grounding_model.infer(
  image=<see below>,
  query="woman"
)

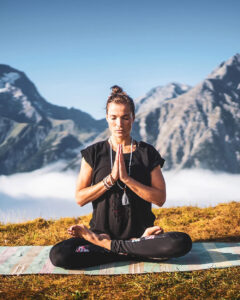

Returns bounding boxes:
[49,85,192,269]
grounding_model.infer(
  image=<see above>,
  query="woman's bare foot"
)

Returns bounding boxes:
[98,233,111,240]
[67,224,111,250]
[141,226,164,238]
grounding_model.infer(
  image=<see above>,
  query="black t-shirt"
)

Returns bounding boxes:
[80,139,165,240]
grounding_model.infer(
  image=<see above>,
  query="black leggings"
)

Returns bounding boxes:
[49,232,192,269]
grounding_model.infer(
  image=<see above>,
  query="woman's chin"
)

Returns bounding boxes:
[114,133,130,139]
[111,131,131,139]
[113,132,124,136]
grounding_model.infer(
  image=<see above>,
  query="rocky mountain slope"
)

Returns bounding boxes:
[0,65,106,175]
[135,54,240,173]
[1,53,239,175]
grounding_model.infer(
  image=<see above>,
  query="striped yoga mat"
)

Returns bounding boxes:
[0,242,240,275]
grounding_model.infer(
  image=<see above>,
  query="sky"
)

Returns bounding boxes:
[1,0,240,119]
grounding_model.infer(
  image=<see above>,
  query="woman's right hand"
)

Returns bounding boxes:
[111,144,120,182]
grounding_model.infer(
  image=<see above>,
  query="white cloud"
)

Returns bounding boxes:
[162,169,240,208]
[0,162,76,200]
[0,166,239,223]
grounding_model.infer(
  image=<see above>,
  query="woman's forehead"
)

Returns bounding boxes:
[107,103,131,115]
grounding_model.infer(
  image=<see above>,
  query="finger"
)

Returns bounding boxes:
[119,149,124,169]
[120,144,123,155]
[117,144,121,160]
[119,145,124,162]
[114,145,119,164]
[115,146,120,171]
[156,228,164,234]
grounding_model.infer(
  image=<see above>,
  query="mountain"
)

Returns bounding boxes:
[136,53,240,173]
[134,82,191,144]
[135,82,191,113]
[0,65,107,175]
[1,53,239,175]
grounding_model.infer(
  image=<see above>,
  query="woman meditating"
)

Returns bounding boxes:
[50,85,192,269]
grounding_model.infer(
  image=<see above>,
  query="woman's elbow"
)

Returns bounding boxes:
[75,191,86,207]
[161,196,166,207]
[156,190,166,207]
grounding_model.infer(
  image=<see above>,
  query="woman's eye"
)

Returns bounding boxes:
[110,117,129,120]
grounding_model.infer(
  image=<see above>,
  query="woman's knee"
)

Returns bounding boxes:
[166,232,192,257]
[157,232,192,258]
[49,241,70,268]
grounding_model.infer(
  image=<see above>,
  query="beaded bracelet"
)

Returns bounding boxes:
[102,174,115,190]
[103,176,111,190]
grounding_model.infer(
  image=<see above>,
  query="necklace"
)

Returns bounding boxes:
[109,137,133,205]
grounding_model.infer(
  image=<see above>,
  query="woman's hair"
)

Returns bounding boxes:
[106,85,135,118]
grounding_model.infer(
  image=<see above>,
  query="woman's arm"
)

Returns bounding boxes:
[123,165,166,207]
[75,158,109,206]
[75,145,120,207]
[118,145,166,207]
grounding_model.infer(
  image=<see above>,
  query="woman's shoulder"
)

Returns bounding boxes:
[137,140,165,168]
[80,140,108,168]
[137,140,157,151]
[82,139,107,151]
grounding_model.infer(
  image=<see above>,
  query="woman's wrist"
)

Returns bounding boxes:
[109,174,116,185]
[120,175,131,185]
[102,174,116,190]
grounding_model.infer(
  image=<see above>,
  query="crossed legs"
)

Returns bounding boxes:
[49,225,192,269]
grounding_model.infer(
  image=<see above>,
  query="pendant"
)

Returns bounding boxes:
[122,188,129,205]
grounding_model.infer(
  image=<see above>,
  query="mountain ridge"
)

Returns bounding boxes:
[0,53,239,174]
[0,64,107,174]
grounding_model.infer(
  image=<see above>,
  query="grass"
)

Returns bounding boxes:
[0,201,240,299]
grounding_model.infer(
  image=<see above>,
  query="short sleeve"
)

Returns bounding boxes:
[80,146,95,168]
[148,145,165,172]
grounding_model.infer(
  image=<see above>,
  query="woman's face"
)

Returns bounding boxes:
[106,102,135,139]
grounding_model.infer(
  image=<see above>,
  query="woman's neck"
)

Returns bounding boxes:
[110,136,132,146]
[109,136,136,153]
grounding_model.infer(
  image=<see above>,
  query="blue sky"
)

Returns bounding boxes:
[1,0,239,119]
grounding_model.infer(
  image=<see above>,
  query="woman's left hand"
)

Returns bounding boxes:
[119,144,130,183]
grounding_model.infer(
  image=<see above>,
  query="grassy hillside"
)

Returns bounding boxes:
[0,201,240,299]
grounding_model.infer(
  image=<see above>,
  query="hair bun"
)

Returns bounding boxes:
[110,85,123,95]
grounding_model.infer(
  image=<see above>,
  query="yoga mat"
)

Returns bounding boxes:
[0,243,240,275]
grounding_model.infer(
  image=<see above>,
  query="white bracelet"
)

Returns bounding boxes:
[103,176,111,190]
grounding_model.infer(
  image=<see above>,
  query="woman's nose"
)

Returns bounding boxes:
[116,118,123,127]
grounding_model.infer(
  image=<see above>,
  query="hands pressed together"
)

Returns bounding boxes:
[111,144,129,184]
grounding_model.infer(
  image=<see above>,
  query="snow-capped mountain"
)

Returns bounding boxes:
[1,53,239,175]
[135,82,191,114]
[0,65,107,175]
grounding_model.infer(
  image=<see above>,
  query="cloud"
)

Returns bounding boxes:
[0,161,76,201]
[162,169,240,208]
[0,165,239,223]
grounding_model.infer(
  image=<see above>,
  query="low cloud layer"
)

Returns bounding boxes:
[0,162,76,200]
[163,169,239,208]
[0,165,239,223]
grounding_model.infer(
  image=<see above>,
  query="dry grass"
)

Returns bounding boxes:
[0,201,240,299]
